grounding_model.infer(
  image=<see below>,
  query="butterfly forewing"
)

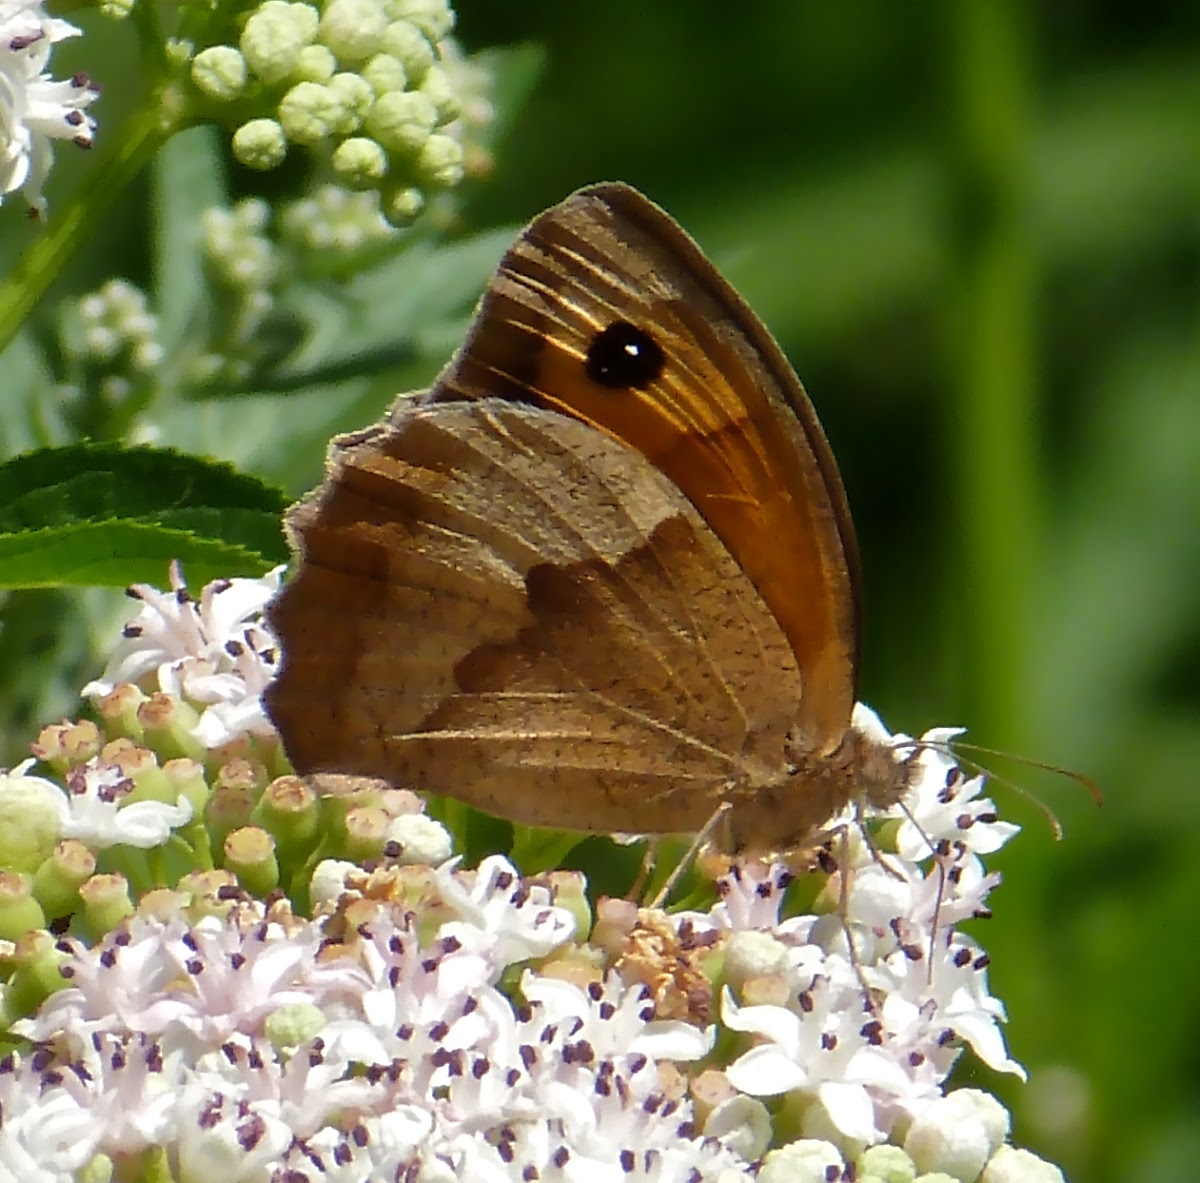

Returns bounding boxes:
[425,183,861,752]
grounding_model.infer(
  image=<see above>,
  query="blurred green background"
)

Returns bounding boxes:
[2,3,1198,1181]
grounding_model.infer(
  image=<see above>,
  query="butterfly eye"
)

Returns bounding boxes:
[584,321,665,389]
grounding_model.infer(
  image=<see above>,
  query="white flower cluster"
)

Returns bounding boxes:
[83,561,284,750]
[7,856,752,1183]
[45,568,1066,1180]
[0,0,98,212]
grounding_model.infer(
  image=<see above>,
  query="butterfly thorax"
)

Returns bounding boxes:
[725,722,914,854]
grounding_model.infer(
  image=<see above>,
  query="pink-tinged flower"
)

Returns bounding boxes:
[0,1058,101,1181]
[434,854,577,966]
[83,563,284,749]
[58,756,193,849]
[0,1,98,213]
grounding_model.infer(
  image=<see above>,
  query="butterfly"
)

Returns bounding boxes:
[263,183,914,853]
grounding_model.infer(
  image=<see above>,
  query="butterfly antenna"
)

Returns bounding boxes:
[888,734,1100,841]
[949,739,1103,807]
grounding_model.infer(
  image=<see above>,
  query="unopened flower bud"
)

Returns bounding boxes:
[383,184,424,226]
[381,20,434,82]
[365,89,436,152]
[191,46,248,100]
[0,762,64,872]
[332,137,389,186]
[0,872,46,940]
[387,813,452,865]
[232,118,288,169]
[292,43,338,83]
[415,132,463,187]
[759,1140,844,1183]
[278,81,342,144]
[319,0,389,65]
[241,1,319,84]
[388,0,454,41]
[361,52,407,96]
[328,72,375,133]
[982,1146,1065,1183]
[419,64,460,125]
[265,1002,326,1051]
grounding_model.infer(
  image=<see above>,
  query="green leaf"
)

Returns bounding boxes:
[0,521,279,589]
[0,443,288,589]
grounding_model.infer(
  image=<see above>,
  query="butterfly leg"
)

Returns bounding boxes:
[646,799,733,908]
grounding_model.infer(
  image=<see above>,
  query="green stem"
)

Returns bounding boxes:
[0,103,171,357]
[948,0,1042,740]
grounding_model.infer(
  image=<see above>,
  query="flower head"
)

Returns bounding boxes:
[82,562,284,750]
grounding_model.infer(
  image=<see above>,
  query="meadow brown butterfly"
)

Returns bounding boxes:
[264,183,914,853]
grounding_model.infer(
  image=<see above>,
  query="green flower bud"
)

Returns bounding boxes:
[136,693,205,762]
[381,20,434,83]
[981,1146,1065,1183]
[343,805,389,863]
[361,52,407,96]
[278,81,343,145]
[233,118,289,169]
[191,46,248,101]
[292,43,338,83]
[159,764,211,859]
[383,184,424,226]
[419,64,461,125]
[224,826,280,896]
[253,775,320,854]
[386,0,454,42]
[32,839,96,921]
[0,763,63,873]
[5,930,68,1018]
[78,1155,115,1183]
[415,132,463,188]
[859,1144,918,1183]
[723,930,790,991]
[759,1141,845,1183]
[92,684,147,743]
[79,873,134,936]
[241,1,319,84]
[0,873,46,941]
[328,71,375,133]
[319,0,389,65]
[265,1002,326,1052]
[332,136,389,186]
[365,89,436,153]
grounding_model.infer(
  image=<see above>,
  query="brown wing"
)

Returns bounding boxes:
[421,183,861,754]
[265,400,803,835]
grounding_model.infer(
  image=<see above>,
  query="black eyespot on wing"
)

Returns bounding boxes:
[585,322,665,389]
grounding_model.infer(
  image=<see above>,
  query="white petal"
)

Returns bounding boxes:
[816,1080,882,1143]
[725,1044,809,1096]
